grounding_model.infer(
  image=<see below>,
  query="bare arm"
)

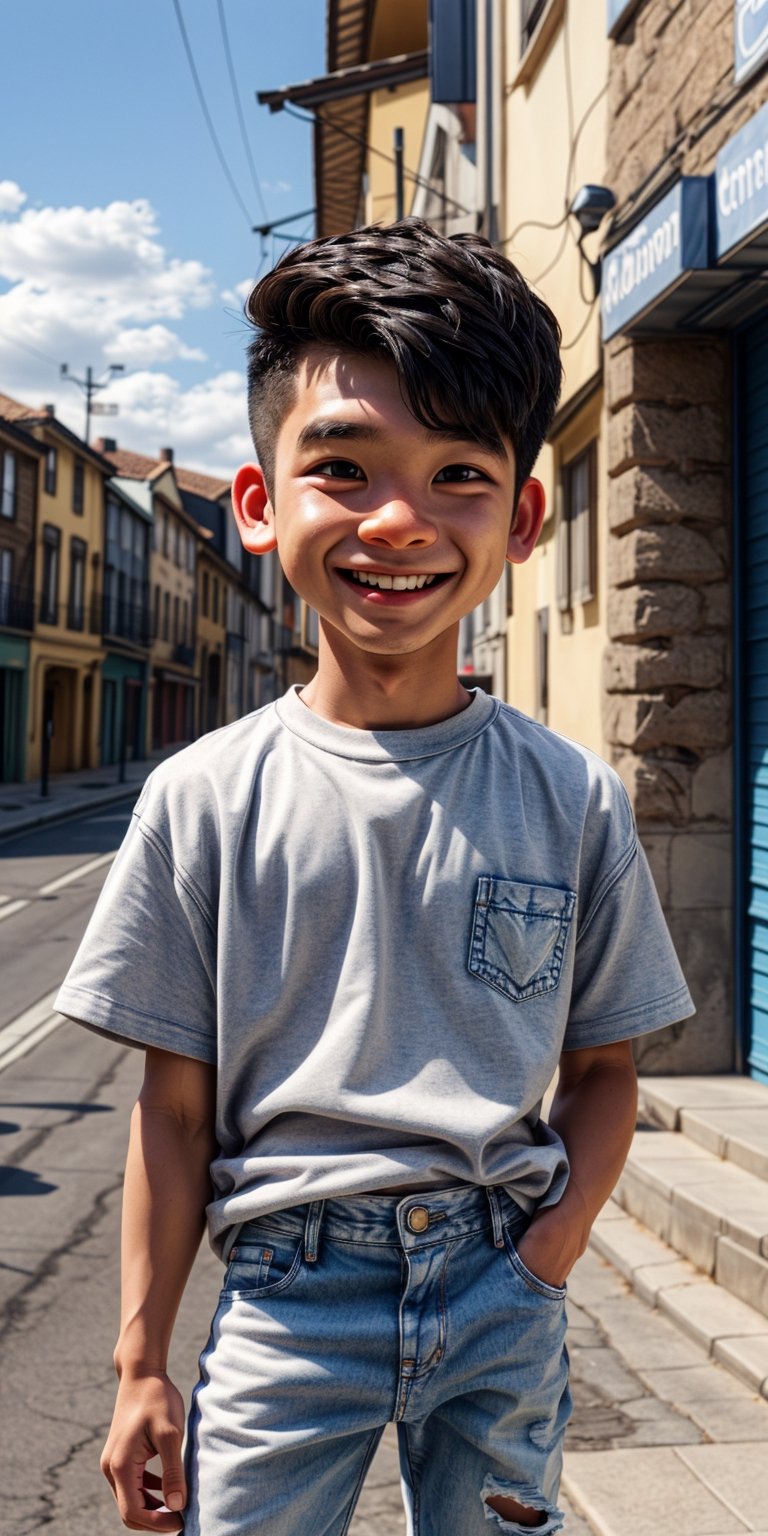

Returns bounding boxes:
[101,1046,217,1533]
[516,1038,637,1288]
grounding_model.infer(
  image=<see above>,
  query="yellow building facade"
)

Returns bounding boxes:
[20,409,108,778]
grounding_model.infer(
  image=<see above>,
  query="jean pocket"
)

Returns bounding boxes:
[221,1225,303,1300]
[503,1229,568,1302]
[468,876,575,1002]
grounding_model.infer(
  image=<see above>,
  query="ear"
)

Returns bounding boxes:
[506,478,546,565]
[231,462,277,555]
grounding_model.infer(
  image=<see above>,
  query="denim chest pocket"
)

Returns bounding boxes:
[468,876,575,1002]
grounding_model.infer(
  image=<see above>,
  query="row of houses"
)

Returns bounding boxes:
[256,0,768,1088]
[0,393,318,784]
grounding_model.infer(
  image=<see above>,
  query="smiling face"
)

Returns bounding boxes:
[233,347,545,698]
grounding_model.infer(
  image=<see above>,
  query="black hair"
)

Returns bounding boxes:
[245,218,562,502]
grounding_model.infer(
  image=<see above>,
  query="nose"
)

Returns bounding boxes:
[357,497,438,550]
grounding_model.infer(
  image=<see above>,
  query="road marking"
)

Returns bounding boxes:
[38,851,116,896]
[0,850,117,921]
[0,990,62,1073]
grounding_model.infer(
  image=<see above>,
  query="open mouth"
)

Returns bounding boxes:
[338,569,451,591]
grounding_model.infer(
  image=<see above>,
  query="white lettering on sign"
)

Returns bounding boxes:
[603,209,681,318]
[718,137,768,220]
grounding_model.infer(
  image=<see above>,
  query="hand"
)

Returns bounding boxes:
[514,1203,583,1290]
[100,1370,187,1532]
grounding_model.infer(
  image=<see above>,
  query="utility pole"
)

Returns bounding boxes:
[60,362,125,445]
[394,128,405,221]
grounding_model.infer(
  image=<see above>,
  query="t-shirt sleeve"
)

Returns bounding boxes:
[55,790,217,1063]
[564,784,694,1051]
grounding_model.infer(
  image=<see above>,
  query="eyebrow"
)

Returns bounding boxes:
[295,418,508,459]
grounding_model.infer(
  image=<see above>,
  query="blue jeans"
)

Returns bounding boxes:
[184,1185,571,1535]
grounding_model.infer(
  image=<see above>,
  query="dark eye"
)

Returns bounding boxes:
[434,464,486,483]
[314,460,364,480]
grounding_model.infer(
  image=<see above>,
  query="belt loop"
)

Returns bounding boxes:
[304,1200,326,1264]
[486,1187,505,1249]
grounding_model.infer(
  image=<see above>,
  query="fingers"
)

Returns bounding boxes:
[156,1422,187,1514]
[106,1456,184,1532]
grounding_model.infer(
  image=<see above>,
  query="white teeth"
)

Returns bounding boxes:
[348,571,437,590]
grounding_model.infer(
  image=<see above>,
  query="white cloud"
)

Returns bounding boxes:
[221,277,256,309]
[0,193,255,476]
[261,179,292,195]
[0,181,26,216]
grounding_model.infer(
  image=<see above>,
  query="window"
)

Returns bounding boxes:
[1,452,16,520]
[104,564,117,634]
[555,442,597,621]
[183,598,190,646]
[154,583,161,640]
[72,460,84,515]
[121,509,132,552]
[41,524,60,623]
[162,590,170,641]
[521,0,547,51]
[133,520,145,560]
[107,497,120,548]
[0,548,12,625]
[175,523,181,567]
[173,594,180,645]
[212,577,220,624]
[68,537,87,629]
[44,447,57,496]
[535,607,549,725]
[304,604,319,648]
[154,510,164,553]
[202,569,209,618]
[188,534,195,574]
[163,514,169,559]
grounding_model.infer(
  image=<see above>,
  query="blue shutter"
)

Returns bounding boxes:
[741,313,768,1081]
[429,0,477,104]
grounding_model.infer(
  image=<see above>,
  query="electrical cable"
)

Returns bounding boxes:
[170,0,254,230]
[216,0,268,223]
[561,295,597,351]
[0,332,66,369]
[283,102,474,219]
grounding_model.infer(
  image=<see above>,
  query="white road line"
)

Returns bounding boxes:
[0,989,62,1073]
[38,850,116,896]
[0,850,117,922]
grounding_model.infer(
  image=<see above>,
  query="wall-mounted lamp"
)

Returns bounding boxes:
[569,184,617,299]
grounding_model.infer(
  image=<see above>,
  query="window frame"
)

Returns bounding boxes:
[72,460,85,516]
[40,523,61,624]
[67,535,87,631]
[1,451,17,521]
[44,446,57,497]
[520,0,548,51]
[555,439,598,621]
[0,547,12,625]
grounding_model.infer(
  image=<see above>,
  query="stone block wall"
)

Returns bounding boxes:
[603,334,733,1072]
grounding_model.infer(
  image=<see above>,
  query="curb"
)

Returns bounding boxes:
[0,784,141,843]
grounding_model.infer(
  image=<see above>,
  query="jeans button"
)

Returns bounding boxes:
[407,1206,429,1233]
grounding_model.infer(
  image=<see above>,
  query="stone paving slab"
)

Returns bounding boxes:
[562,1447,751,1535]
[676,1442,768,1528]
[638,1076,768,1131]
[713,1332,768,1393]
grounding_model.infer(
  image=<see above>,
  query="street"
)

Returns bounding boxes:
[2,801,768,1536]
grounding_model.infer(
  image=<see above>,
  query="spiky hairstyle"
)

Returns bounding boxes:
[245,218,562,502]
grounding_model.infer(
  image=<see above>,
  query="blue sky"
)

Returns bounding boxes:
[0,0,325,473]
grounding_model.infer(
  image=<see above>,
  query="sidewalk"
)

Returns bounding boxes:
[0,749,173,842]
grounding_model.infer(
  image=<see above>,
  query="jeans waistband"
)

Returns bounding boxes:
[238,1185,530,1262]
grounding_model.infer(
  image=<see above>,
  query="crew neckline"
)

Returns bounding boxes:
[274,683,498,762]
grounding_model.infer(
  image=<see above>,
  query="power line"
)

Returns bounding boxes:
[170,0,254,231]
[0,332,64,369]
[283,102,474,219]
[216,0,268,223]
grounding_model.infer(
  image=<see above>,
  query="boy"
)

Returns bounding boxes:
[57,219,694,1536]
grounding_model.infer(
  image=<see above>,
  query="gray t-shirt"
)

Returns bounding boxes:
[56,686,693,1258]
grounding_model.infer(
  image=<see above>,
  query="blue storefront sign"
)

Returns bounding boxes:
[601,178,709,341]
[716,98,768,260]
[735,0,768,85]
[607,0,643,35]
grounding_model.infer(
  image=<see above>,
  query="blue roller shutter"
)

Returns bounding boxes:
[740,312,768,1082]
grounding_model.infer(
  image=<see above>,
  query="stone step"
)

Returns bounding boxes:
[638,1073,768,1182]
[590,1198,768,1399]
[615,1123,768,1319]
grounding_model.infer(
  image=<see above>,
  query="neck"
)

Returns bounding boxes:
[299,623,472,730]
